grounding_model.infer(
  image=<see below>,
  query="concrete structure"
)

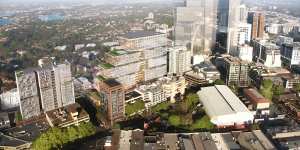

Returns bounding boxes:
[15,69,42,119]
[236,23,252,45]
[15,62,75,119]
[45,103,90,128]
[237,130,276,150]
[248,12,265,40]
[276,35,294,46]
[239,4,248,23]
[252,39,281,68]
[118,31,167,50]
[97,31,168,90]
[138,83,166,109]
[97,79,125,125]
[0,112,10,130]
[216,56,250,87]
[281,74,300,89]
[168,46,191,75]
[74,77,93,91]
[184,61,220,86]
[174,0,217,56]
[160,76,186,103]
[243,88,270,115]
[281,42,300,67]
[0,88,19,110]
[197,85,254,128]
[236,44,253,62]
[137,76,186,107]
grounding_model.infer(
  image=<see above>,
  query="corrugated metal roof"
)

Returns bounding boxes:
[197,85,251,121]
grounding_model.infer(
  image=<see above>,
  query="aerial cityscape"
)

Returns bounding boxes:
[1,0,300,149]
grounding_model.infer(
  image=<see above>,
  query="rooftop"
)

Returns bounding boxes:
[0,133,30,148]
[46,103,89,127]
[120,31,164,39]
[103,79,122,87]
[244,88,270,103]
[197,85,253,126]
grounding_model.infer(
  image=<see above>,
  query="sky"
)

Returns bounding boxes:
[0,0,176,4]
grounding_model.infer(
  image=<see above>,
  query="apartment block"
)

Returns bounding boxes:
[216,56,250,87]
[168,46,191,75]
[97,79,125,125]
[15,61,75,119]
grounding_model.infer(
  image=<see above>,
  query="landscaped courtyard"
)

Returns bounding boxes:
[148,93,215,131]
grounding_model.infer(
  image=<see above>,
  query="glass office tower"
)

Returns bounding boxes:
[174,0,218,56]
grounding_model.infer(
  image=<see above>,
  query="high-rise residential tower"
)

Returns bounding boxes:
[15,61,75,119]
[168,46,192,75]
[174,0,218,56]
[248,12,265,40]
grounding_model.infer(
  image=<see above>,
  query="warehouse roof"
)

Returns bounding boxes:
[197,85,253,126]
[198,85,250,116]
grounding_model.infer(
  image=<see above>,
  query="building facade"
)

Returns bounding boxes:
[252,40,282,68]
[248,12,265,40]
[216,56,250,87]
[174,0,217,56]
[236,44,253,62]
[97,31,168,90]
[281,42,300,67]
[15,62,75,119]
[218,0,241,54]
[168,46,191,75]
[0,88,20,110]
[97,79,125,126]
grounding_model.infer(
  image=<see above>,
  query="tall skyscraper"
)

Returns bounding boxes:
[248,12,265,40]
[15,61,75,119]
[239,4,248,23]
[217,0,241,54]
[174,0,217,56]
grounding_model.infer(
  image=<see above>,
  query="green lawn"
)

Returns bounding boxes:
[151,101,170,113]
[125,100,145,116]
[191,115,214,130]
[168,115,181,126]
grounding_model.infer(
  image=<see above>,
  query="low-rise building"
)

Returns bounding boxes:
[197,85,254,128]
[138,83,166,109]
[0,133,31,150]
[281,74,300,89]
[0,112,10,130]
[184,61,220,86]
[237,130,276,150]
[45,103,90,128]
[0,88,19,110]
[74,77,93,92]
[243,88,270,115]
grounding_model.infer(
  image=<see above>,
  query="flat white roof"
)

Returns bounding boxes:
[197,85,253,126]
